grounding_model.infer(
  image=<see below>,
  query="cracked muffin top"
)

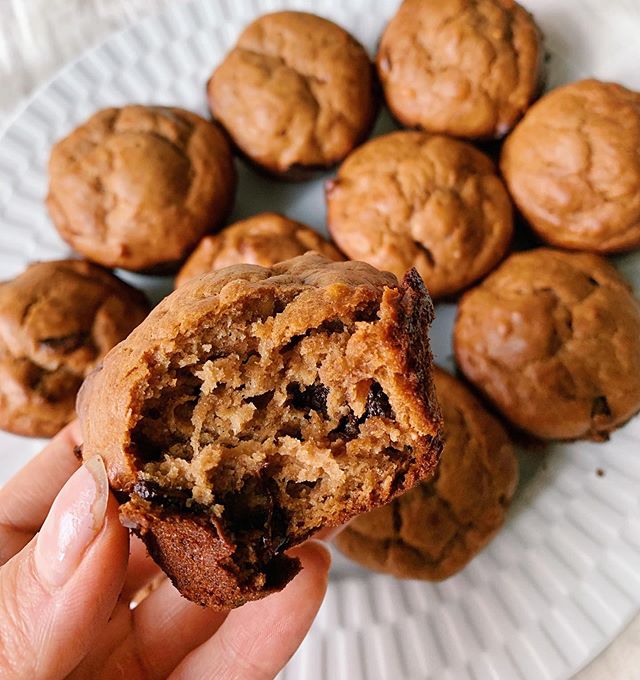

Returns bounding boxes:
[175,212,343,287]
[207,11,377,178]
[501,79,640,253]
[454,248,640,441]
[335,366,517,580]
[47,106,237,271]
[376,0,542,139]
[0,260,149,437]
[326,131,513,299]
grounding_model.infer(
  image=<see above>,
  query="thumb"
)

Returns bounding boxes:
[0,457,129,680]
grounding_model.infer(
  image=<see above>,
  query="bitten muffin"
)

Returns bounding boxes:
[47,106,237,271]
[326,131,513,299]
[454,249,640,441]
[175,213,343,287]
[78,253,443,609]
[377,0,542,139]
[501,79,640,253]
[336,367,517,580]
[0,260,149,438]
[207,11,377,178]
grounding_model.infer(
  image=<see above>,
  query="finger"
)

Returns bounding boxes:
[69,577,228,679]
[0,456,129,679]
[0,422,81,563]
[170,540,331,680]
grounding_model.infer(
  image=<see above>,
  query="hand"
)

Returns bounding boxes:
[0,423,331,680]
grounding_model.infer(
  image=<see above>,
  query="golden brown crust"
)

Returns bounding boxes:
[335,367,517,580]
[47,106,237,271]
[175,213,343,287]
[377,0,542,139]
[326,131,513,298]
[208,11,377,177]
[501,79,640,253]
[0,260,149,437]
[454,248,640,440]
[79,253,442,608]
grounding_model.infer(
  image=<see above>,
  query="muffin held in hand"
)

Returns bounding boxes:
[501,80,640,253]
[454,249,640,441]
[0,260,149,438]
[208,11,377,178]
[78,253,443,609]
[336,367,517,580]
[377,0,542,139]
[175,212,343,287]
[326,131,513,299]
[48,106,237,271]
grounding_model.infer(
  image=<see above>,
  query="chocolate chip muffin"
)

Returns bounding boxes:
[48,106,237,271]
[0,260,149,438]
[207,11,377,178]
[175,213,343,287]
[501,80,640,253]
[454,248,640,441]
[377,0,542,139]
[336,367,517,580]
[326,131,513,299]
[78,253,443,609]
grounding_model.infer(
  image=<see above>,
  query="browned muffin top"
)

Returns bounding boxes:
[454,248,640,440]
[0,260,149,437]
[377,0,542,139]
[501,79,640,253]
[208,11,377,177]
[326,131,513,298]
[47,105,237,271]
[336,367,517,580]
[175,213,343,287]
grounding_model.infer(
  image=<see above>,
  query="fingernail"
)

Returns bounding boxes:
[35,456,109,587]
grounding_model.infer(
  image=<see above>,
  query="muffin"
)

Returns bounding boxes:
[78,253,443,609]
[175,212,343,287]
[336,367,517,580]
[207,11,377,178]
[326,131,513,299]
[454,248,640,440]
[377,0,542,139]
[47,106,237,271]
[501,79,640,253]
[0,260,149,438]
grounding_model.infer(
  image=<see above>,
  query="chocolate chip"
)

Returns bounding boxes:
[287,382,329,416]
[364,382,394,419]
[133,480,199,511]
[328,411,360,441]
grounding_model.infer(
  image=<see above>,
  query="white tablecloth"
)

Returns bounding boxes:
[0,1,639,678]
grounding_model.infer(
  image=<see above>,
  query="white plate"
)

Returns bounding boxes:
[1,1,639,678]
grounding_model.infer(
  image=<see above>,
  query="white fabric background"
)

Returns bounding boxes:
[0,1,638,678]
